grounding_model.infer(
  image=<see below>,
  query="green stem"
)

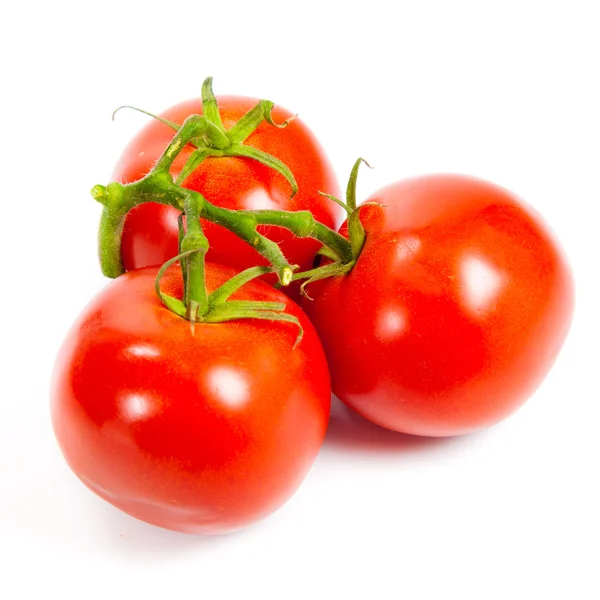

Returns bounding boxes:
[248,209,353,263]
[346,158,369,259]
[226,144,297,197]
[93,174,186,277]
[226,100,291,143]
[201,77,225,130]
[177,213,187,300]
[93,114,223,278]
[180,194,209,317]
[97,202,129,278]
[208,266,273,306]
[95,171,355,281]
[199,203,294,284]
[153,115,229,174]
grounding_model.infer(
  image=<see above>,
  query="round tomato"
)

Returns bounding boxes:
[304,175,574,437]
[51,263,330,534]
[114,96,342,278]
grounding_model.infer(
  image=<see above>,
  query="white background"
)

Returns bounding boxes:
[2,1,599,598]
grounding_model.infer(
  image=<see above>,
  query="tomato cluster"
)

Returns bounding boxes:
[51,80,574,534]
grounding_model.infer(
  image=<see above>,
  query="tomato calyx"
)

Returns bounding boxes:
[292,158,371,297]
[155,258,304,344]
[112,77,298,194]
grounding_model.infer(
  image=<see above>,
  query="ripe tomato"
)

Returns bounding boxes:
[51,263,330,534]
[304,175,574,437]
[114,96,342,276]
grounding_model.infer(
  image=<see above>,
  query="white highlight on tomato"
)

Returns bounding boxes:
[375,306,407,341]
[208,367,251,409]
[394,235,422,262]
[243,189,281,210]
[127,343,160,358]
[460,254,505,315]
[120,393,156,422]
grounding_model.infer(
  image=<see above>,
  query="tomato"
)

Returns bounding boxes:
[304,175,574,437]
[114,96,342,278]
[51,263,330,534]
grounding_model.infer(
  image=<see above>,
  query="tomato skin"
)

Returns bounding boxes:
[304,175,574,437]
[51,264,330,534]
[114,96,342,277]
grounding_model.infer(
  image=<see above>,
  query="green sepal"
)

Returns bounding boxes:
[154,255,302,345]
[210,300,287,313]
[226,144,298,197]
[201,77,225,131]
[344,158,370,259]
[176,148,223,185]
[208,266,273,306]
[154,250,199,318]
[318,191,352,215]
[202,303,303,347]
[226,99,293,144]
[112,105,182,131]
[346,158,371,210]
[293,261,355,299]
[315,245,340,262]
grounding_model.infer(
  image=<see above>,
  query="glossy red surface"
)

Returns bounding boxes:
[305,175,574,436]
[51,264,330,533]
[115,96,342,279]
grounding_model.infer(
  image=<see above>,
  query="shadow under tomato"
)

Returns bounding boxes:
[15,465,228,557]
[93,501,224,552]
[323,396,463,455]
[91,494,277,553]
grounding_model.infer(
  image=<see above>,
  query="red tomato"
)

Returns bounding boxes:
[304,175,574,437]
[51,263,330,534]
[114,96,342,277]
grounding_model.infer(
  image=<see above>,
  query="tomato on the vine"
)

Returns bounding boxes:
[114,96,342,277]
[304,174,574,437]
[51,263,331,534]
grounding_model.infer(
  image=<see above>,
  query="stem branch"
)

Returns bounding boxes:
[180,194,209,317]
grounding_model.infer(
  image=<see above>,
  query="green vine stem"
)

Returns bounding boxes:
[92,110,354,282]
[94,170,355,284]
[94,79,312,280]
[180,194,209,319]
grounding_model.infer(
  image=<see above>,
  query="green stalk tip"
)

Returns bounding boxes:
[91,184,108,204]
